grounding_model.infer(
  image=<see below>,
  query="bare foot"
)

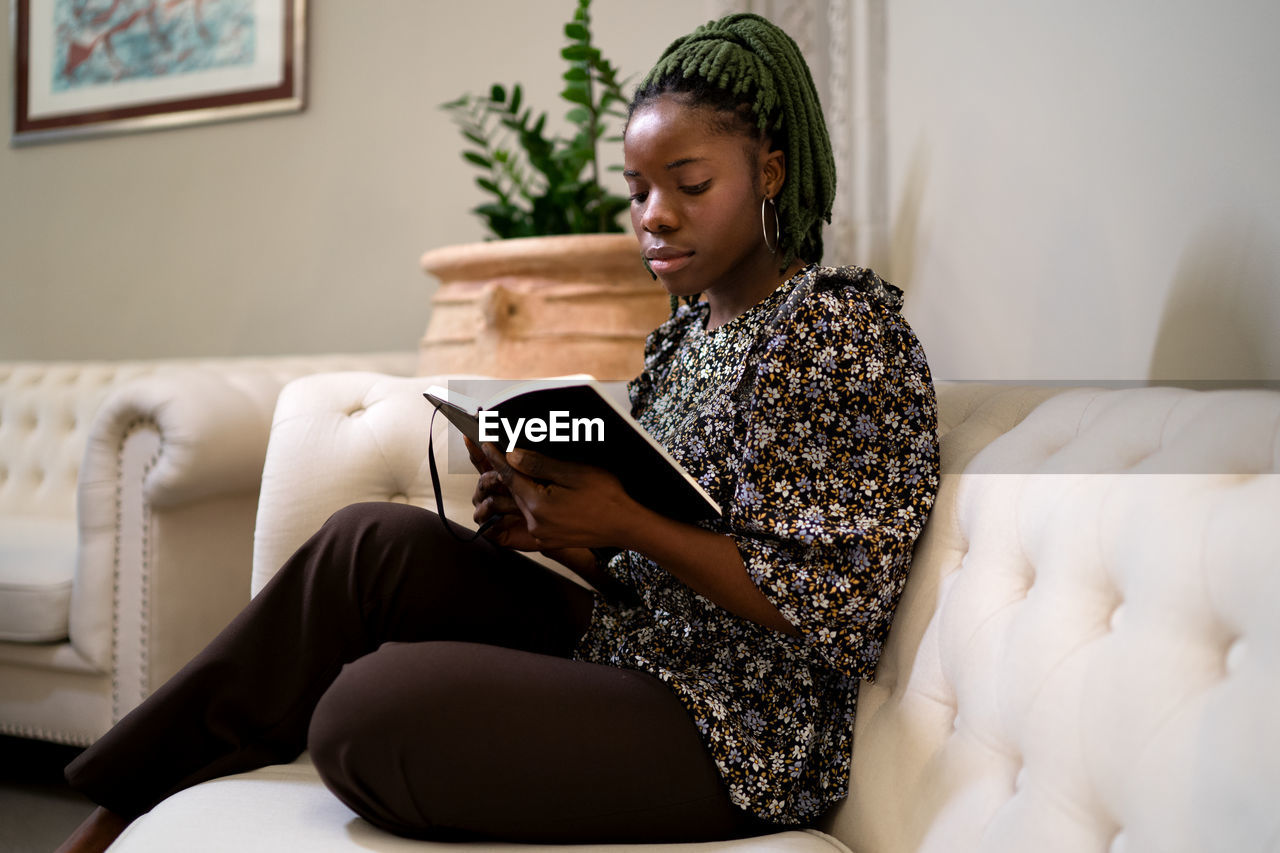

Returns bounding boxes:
[54,806,129,853]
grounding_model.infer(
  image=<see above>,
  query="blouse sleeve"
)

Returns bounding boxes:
[727,281,940,681]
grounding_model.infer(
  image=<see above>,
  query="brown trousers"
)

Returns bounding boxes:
[65,502,772,843]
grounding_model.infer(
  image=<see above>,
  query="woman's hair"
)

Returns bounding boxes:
[628,13,836,270]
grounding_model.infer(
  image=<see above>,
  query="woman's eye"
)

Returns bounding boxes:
[681,181,711,194]
[629,191,648,204]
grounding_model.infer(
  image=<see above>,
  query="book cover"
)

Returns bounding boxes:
[424,379,722,522]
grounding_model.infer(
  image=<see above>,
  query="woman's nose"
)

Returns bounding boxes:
[641,192,677,233]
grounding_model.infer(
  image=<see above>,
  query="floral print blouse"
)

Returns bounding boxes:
[573,264,940,825]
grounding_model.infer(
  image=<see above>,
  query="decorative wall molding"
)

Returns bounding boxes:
[701,0,887,268]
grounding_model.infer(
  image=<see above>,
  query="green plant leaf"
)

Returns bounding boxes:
[561,45,599,61]
[439,0,631,238]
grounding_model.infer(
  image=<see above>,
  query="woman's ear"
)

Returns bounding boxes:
[761,147,786,200]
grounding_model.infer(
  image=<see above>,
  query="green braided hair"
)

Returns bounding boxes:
[629,13,836,274]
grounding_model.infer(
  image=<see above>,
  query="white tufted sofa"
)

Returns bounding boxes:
[0,354,415,746]
[107,375,1280,853]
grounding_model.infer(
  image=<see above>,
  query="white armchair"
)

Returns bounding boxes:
[0,354,415,746]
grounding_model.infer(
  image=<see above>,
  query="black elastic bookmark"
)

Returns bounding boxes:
[428,406,504,543]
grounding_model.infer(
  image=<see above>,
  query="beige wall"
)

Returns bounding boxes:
[7,2,1277,382]
[885,0,1280,382]
[0,1,709,360]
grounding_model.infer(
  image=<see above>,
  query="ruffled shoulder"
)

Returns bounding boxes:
[812,265,904,312]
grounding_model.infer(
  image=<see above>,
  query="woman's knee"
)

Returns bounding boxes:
[309,642,760,843]
[319,501,436,550]
[299,502,440,590]
[308,643,471,838]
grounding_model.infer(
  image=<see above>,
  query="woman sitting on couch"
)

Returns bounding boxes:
[59,13,939,851]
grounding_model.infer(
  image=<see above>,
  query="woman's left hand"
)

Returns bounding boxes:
[483,445,797,634]
[479,443,638,550]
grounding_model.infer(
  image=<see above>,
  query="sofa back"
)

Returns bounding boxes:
[0,363,160,519]
[0,356,416,521]
[834,384,1280,853]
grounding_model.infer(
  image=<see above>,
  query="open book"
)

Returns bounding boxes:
[424,379,722,522]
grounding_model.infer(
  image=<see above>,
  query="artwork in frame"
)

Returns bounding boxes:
[11,0,306,145]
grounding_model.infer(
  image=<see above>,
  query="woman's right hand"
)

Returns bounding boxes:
[466,437,543,550]
[463,435,492,474]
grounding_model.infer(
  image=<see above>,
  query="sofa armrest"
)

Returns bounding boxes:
[252,372,479,596]
[67,373,292,720]
[252,373,608,597]
[68,355,417,721]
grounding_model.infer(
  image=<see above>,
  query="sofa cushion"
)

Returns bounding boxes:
[110,754,852,853]
[0,516,76,642]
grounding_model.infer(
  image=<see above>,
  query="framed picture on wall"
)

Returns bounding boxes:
[11,0,306,145]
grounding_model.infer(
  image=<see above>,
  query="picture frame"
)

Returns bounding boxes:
[11,0,306,145]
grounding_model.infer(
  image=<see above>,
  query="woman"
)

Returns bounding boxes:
[58,13,939,851]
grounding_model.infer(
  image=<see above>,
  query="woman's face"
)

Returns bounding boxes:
[623,94,784,308]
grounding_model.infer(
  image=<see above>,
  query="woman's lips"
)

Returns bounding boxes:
[647,250,694,275]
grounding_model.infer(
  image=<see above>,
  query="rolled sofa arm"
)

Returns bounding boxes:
[252,372,483,596]
[252,373,607,597]
[69,354,416,718]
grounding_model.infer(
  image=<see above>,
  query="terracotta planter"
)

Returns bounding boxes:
[418,234,670,380]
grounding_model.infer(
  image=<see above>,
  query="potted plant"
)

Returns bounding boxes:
[417,0,668,380]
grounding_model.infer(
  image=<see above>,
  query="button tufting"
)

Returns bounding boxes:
[347,406,365,417]
[1108,604,1124,631]
[388,493,409,504]
[1109,829,1126,853]
[1013,765,1028,792]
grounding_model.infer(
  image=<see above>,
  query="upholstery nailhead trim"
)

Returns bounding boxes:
[0,720,94,747]
[110,418,161,724]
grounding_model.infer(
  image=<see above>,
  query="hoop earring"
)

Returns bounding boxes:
[761,197,779,254]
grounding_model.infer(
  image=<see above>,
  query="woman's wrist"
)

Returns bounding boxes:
[614,504,683,559]
[540,547,605,583]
